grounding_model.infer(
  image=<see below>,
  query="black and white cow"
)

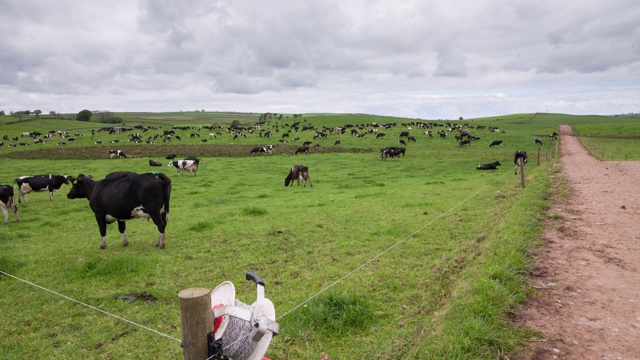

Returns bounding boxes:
[0,185,19,224]
[285,165,312,187]
[476,161,501,170]
[14,174,69,203]
[534,138,543,146]
[109,149,127,159]
[168,158,200,176]
[66,172,171,249]
[489,140,503,147]
[250,145,275,154]
[514,151,528,175]
[380,146,406,160]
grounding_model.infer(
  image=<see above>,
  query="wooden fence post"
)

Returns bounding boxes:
[179,288,211,360]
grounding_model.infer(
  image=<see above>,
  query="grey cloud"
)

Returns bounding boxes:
[0,0,639,118]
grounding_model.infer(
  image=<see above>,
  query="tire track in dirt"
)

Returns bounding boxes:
[516,125,640,360]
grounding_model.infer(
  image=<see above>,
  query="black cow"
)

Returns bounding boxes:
[514,151,528,175]
[109,149,127,159]
[285,165,312,187]
[0,185,19,224]
[398,139,407,146]
[168,158,200,176]
[15,174,69,203]
[399,131,410,138]
[165,154,177,159]
[295,146,310,154]
[489,140,503,147]
[534,139,543,146]
[66,173,171,249]
[149,160,162,166]
[476,161,501,170]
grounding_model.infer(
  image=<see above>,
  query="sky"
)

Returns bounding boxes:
[1,0,639,119]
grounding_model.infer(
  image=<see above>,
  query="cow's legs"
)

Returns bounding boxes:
[157,233,165,249]
[18,184,31,204]
[95,214,109,249]
[150,213,166,249]
[1,203,8,224]
[12,200,18,223]
[118,220,129,247]
[49,190,54,201]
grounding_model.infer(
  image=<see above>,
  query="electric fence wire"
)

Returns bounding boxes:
[0,270,182,343]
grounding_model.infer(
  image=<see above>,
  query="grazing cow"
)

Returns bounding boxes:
[149,159,162,166]
[514,151,528,175]
[407,136,416,142]
[489,140,503,147]
[398,139,407,146]
[66,173,171,249]
[459,139,472,146]
[380,146,406,160]
[534,138,543,146]
[476,161,501,170]
[109,149,127,159]
[376,133,386,139]
[15,174,69,203]
[295,146,310,154]
[284,165,312,187]
[168,158,200,176]
[334,140,341,146]
[0,185,19,224]
[399,131,410,138]
[165,154,177,159]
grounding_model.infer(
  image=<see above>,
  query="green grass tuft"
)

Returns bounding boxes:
[287,292,377,336]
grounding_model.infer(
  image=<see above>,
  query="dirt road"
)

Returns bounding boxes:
[516,125,640,359]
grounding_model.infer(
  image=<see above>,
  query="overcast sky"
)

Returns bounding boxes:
[1,0,638,119]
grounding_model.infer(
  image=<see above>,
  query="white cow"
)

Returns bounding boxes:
[168,158,200,176]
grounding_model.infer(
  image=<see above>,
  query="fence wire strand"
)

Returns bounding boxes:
[0,270,182,343]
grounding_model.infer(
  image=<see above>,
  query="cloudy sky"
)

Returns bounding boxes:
[1,0,639,119]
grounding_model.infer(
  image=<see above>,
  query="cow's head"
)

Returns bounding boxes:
[58,175,70,184]
[66,174,93,200]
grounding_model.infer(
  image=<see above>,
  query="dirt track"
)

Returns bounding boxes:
[517,125,640,359]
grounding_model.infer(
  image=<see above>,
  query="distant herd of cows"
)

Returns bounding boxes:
[0,119,558,249]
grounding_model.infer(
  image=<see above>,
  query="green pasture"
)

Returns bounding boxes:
[0,112,636,359]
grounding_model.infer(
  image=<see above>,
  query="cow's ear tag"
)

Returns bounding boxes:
[73,180,77,185]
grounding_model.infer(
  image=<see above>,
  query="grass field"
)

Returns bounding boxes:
[0,111,637,359]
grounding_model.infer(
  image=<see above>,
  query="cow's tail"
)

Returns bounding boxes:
[156,173,172,219]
